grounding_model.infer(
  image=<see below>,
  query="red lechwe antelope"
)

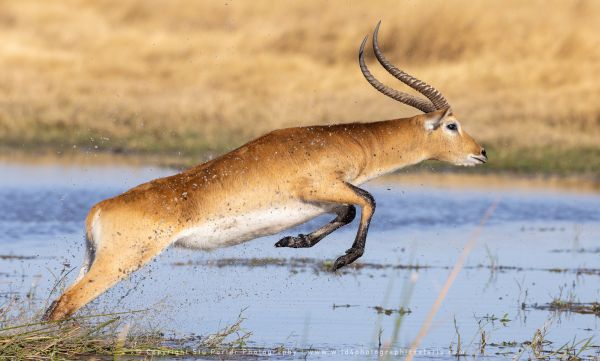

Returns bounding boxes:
[44,23,487,321]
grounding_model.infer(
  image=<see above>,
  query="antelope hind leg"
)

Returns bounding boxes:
[43,240,167,321]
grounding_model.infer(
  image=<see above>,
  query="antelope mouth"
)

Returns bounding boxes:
[457,155,487,167]
[469,155,487,164]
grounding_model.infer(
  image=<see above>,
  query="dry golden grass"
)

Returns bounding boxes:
[0,0,598,172]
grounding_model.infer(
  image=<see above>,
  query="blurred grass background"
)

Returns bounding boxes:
[0,0,598,175]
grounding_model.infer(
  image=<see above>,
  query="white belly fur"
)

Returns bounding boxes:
[172,202,333,250]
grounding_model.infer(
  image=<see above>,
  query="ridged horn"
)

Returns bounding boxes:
[359,35,436,113]
[371,21,452,112]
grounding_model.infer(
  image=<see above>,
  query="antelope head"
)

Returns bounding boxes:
[359,22,487,167]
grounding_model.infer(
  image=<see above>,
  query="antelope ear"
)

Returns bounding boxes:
[424,107,452,131]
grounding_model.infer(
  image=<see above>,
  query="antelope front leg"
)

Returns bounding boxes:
[298,181,376,271]
[275,205,356,248]
[331,184,375,270]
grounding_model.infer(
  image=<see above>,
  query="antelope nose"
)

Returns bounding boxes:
[481,148,487,159]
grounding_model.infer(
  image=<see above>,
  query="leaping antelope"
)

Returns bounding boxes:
[44,23,487,321]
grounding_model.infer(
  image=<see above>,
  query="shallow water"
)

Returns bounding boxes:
[1,161,599,359]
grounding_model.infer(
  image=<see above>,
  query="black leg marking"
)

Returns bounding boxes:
[332,183,375,271]
[275,205,356,248]
[42,300,58,322]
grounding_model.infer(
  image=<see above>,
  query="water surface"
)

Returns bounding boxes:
[1,161,599,359]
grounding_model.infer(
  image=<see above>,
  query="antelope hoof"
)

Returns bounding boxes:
[332,247,364,271]
[42,300,59,322]
[275,234,310,248]
[42,299,71,322]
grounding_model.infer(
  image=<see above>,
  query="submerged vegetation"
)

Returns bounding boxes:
[0,269,254,359]
[371,306,411,316]
[0,302,253,359]
[531,301,600,316]
[172,256,600,277]
[0,1,599,176]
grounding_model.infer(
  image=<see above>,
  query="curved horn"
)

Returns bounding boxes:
[372,21,451,112]
[359,35,436,113]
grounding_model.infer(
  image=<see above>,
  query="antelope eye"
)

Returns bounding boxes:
[446,123,458,131]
